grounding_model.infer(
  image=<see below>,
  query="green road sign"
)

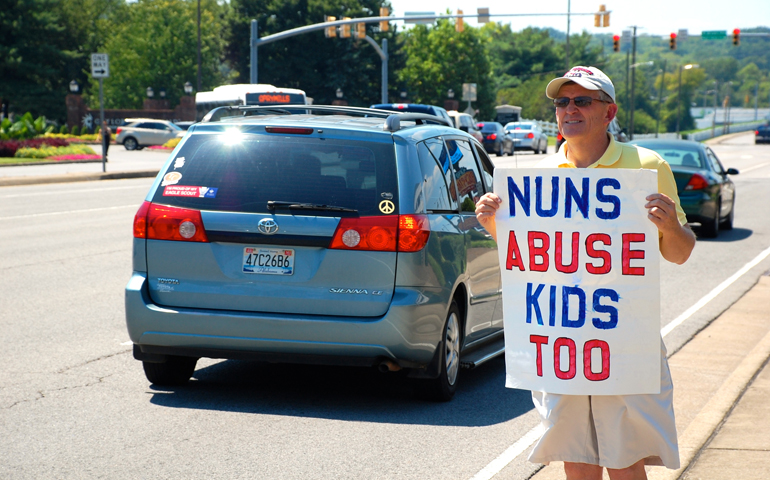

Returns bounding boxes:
[701,30,727,40]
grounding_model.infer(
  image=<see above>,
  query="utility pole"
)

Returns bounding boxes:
[250,20,258,84]
[628,26,637,140]
[712,81,718,139]
[655,60,666,138]
[625,51,630,129]
[197,0,202,92]
[565,0,571,70]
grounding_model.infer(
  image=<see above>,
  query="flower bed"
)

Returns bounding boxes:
[15,144,97,159]
[0,137,69,157]
[45,154,102,161]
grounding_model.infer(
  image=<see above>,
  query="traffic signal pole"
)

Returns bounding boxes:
[628,26,637,140]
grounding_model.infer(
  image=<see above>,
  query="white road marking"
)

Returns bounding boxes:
[471,245,770,480]
[738,162,769,174]
[0,204,137,221]
[469,425,543,480]
[0,184,149,199]
[661,245,770,337]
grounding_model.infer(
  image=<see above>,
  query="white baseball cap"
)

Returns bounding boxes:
[546,66,616,103]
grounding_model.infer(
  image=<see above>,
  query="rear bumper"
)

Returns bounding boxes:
[125,273,446,370]
[512,138,535,150]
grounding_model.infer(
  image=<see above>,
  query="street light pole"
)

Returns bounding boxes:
[712,81,718,139]
[197,0,202,91]
[676,64,698,138]
[628,26,637,140]
[655,60,666,138]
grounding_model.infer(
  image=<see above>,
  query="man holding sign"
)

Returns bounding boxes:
[475,66,695,480]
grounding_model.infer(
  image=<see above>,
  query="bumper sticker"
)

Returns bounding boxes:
[163,186,218,198]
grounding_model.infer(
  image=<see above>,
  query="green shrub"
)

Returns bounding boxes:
[15,144,96,159]
[71,125,80,136]
[59,125,68,134]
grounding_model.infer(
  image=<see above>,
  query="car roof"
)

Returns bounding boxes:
[370,103,442,114]
[629,139,704,149]
[193,105,468,143]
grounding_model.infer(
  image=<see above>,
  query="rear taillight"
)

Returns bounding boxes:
[756,130,760,135]
[557,133,563,141]
[487,133,497,140]
[116,127,122,135]
[527,132,535,139]
[265,127,313,135]
[684,173,709,191]
[133,201,209,242]
[330,215,430,252]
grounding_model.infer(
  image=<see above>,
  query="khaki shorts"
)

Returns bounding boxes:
[528,339,680,470]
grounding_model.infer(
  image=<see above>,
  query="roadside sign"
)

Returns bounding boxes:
[701,30,726,40]
[91,53,110,78]
[477,8,490,24]
[678,29,688,41]
[462,83,477,102]
[404,12,434,25]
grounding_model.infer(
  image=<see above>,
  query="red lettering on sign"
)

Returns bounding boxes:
[530,335,549,377]
[554,337,577,379]
[622,233,646,275]
[258,94,291,103]
[583,339,611,381]
[528,231,550,272]
[555,231,579,273]
[506,231,525,271]
[585,233,612,274]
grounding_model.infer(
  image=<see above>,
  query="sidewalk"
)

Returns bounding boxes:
[525,273,770,480]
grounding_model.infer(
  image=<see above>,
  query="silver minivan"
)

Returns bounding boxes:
[126,106,504,401]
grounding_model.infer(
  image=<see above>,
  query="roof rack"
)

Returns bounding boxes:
[200,104,452,132]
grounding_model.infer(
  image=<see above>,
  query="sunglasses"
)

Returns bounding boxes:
[553,96,610,108]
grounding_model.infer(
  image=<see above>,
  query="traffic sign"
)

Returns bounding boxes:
[462,83,477,102]
[91,53,110,78]
[701,30,726,40]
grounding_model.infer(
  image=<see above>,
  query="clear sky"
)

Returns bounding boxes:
[386,0,769,37]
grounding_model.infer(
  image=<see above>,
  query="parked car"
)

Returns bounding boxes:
[126,105,504,401]
[477,121,513,156]
[755,123,770,144]
[447,110,484,143]
[370,103,453,127]
[555,132,566,150]
[629,139,739,237]
[504,121,548,154]
[115,119,186,150]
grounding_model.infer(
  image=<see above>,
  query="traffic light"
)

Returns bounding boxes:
[733,28,740,46]
[613,35,620,52]
[669,32,677,50]
[324,16,336,38]
[456,9,463,32]
[595,5,608,27]
[355,22,365,39]
[340,17,351,38]
[379,7,389,32]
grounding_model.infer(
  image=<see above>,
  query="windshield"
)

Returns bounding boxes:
[506,124,532,131]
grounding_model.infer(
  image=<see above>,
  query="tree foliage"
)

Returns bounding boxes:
[89,0,227,109]
[397,19,493,118]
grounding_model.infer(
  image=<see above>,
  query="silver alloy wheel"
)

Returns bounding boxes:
[445,311,460,385]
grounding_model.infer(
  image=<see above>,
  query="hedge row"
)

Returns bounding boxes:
[0,138,70,157]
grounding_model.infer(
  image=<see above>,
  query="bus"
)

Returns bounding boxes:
[495,105,522,125]
[195,84,310,121]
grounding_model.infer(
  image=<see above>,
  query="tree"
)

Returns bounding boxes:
[398,19,493,119]
[483,25,562,92]
[224,0,399,106]
[89,0,227,109]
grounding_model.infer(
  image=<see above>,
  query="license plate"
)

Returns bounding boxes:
[242,247,294,275]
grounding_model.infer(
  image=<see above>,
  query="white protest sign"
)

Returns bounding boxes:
[494,168,660,395]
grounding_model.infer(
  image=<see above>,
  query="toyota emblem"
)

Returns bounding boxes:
[257,218,279,235]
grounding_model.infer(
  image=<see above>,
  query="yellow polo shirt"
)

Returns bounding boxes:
[537,133,688,227]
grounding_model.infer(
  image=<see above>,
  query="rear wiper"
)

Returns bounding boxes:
[266,201,358,213]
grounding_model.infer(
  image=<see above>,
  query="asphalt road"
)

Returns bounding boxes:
[1,133,769,479]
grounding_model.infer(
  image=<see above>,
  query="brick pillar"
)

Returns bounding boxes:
[174,96,196,121]
[66,94,86,129]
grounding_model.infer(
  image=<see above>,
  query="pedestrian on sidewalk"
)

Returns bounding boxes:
[475,66,696,480]
[101,120,111,160]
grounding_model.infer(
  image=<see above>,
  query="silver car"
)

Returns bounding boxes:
[504,121,549,154]
[115,119,185,150]
[126,106,504,401]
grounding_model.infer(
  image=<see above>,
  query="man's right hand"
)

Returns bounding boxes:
[475,193,502,242]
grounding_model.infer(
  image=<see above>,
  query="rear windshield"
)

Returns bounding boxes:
[636,144,705,169]
[507,124,532,130]
[152,133,398,216]
[480,123,499,132]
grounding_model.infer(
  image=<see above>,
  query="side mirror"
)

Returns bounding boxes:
[459,126,469,132]
[726,168,739,175]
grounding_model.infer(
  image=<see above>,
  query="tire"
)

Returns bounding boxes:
[123,137,139,151]
[142,356,198,386]
[420,301,461,402]
[701,199,721,238]
[497,143,504,157]
[720,198,735,231]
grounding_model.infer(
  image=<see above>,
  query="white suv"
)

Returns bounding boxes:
[447,111,483,143]
[115,119,185,150]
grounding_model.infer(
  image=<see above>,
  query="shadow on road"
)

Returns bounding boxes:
[147,356,533,427]
[693,226,752,242]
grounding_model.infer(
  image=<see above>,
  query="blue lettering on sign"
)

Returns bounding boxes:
[592,288,620,329]
[562,286,586,328]
[536,176,559,217]
[526,282,545,325]
[565,177,589,219]
[595,178,621,219]
[506,175,622,219]
[509,176,531,217]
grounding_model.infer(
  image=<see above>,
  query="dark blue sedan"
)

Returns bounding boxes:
[629,139,739,238]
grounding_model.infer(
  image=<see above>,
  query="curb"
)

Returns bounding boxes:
[0,170,159,187]
[703,130,753,145]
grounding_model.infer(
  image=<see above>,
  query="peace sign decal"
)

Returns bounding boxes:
[378,200,395,214]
